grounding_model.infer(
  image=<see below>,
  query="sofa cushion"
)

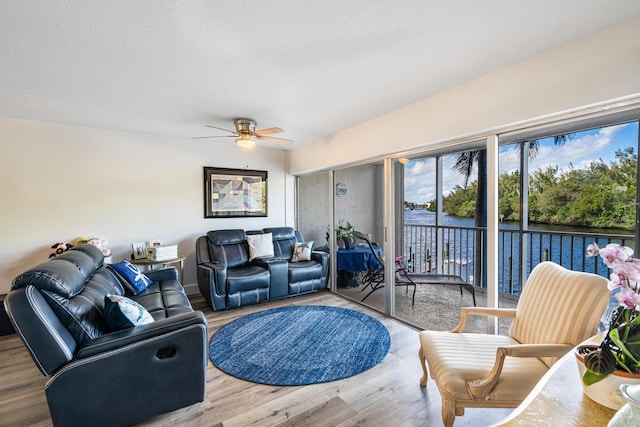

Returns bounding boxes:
[109,260,152,295]
[104,294,155,332]
[37,267,125,343]
[289,261,323,283]
[227,265,270,294]
[12,248,103,298]
[265,227,298,259]
[207,229,250,268]
[291,241,314,262]
[132,280,193,320]
[246,233,274,261]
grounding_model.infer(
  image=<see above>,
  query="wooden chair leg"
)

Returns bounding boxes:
[418,347,429,387]
[441,396,457,427]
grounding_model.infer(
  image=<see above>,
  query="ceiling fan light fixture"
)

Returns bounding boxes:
[235,134,255,148]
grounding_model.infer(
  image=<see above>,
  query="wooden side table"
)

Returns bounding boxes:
[130,256,186,284]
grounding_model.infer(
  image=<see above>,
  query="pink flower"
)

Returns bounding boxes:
[588,242,640,309]
[615,287,640,310]
[599,243,634,268]
[586,243,600,258]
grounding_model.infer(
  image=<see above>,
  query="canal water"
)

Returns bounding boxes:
[403,209,635,295]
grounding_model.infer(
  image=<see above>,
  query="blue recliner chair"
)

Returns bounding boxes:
[264,227,329,294]
[196,229,273,311]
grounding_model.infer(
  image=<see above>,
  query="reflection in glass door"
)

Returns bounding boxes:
[297,172,332,281]
[331,163,386,311]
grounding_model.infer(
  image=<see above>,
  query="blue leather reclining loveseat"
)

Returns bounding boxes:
[4,244,208,427]
[196,227,329,311]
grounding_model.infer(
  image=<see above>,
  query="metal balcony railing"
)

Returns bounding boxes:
[403,224,635,296]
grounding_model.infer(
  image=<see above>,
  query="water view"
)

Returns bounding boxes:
[403,209,634,295]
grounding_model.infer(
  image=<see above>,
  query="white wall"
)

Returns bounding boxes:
[334,164,382,242]
[0,117,291,294]
[289,16,640,174]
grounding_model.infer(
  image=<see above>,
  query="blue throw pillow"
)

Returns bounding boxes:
[109,259,152,295]
[104,294,154,331]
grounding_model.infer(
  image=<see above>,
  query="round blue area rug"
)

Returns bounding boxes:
[209,305,391,386]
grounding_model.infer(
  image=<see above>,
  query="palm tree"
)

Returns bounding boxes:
[453,135,572,288]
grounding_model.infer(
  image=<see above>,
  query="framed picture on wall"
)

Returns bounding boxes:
[204,167,268,218]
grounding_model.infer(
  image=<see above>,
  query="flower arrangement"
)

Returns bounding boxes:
[579,243,640,385]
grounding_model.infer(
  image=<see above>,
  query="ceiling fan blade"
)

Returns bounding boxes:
[255,127,284,136]
[258,135,294,145]
[192,135,234,140]
[205,124,238,134]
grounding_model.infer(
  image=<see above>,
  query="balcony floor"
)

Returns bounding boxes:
[337,278,518,335]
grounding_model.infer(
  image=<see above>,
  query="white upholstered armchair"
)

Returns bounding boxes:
[418,261,610,427]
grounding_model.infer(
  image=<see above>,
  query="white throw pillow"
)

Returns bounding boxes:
[104,294,154,331]
[291,241,314,262]
[246,233,274,261]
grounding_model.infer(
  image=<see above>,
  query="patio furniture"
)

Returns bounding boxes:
[355,232,416,305]
[417,261,610,427]
[404,273,476,306]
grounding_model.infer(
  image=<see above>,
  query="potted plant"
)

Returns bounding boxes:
[576,243,640,409]
[325,220,357,249]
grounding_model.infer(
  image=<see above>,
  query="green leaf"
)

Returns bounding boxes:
[610,328,640,365]
[582,370,607,386]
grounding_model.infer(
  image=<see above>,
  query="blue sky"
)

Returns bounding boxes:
[404,121,639,203]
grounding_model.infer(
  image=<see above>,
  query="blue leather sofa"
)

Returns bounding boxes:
[196,227,329,311]
[4,244,208,427]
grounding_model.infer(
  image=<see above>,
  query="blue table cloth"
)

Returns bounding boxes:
[336,245,383,273]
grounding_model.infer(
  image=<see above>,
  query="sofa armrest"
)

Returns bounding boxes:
[197,262,227,310]
[311,251,329,287]
[75,311,207,359]
[254,258,289,299]
[45,318,207,427]
[145,266,178,282]
[311,250,329,264]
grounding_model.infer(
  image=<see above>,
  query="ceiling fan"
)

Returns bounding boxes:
[195,118,293,148]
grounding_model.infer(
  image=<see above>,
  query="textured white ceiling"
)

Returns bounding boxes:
[1,1,640,148]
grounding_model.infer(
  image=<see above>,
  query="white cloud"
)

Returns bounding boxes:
[529,124,626,173]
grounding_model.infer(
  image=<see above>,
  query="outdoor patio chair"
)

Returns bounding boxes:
[354,232,416,305]
[417,261,610,427]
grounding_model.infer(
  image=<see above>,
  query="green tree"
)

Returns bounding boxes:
[498,170,521,221]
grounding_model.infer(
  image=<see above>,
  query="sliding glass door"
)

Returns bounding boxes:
[294,112,640,334]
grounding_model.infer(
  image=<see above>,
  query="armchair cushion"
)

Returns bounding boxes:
[109,259,152,295]
[246,232,274,261]
[419,331,548,403]
[103,294,154,332]
[291,241,314,262]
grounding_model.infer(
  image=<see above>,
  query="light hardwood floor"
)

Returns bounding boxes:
[0,291,512,426]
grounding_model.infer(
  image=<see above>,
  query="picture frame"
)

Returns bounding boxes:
[204,167,268,218]
[131,241,149,260]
